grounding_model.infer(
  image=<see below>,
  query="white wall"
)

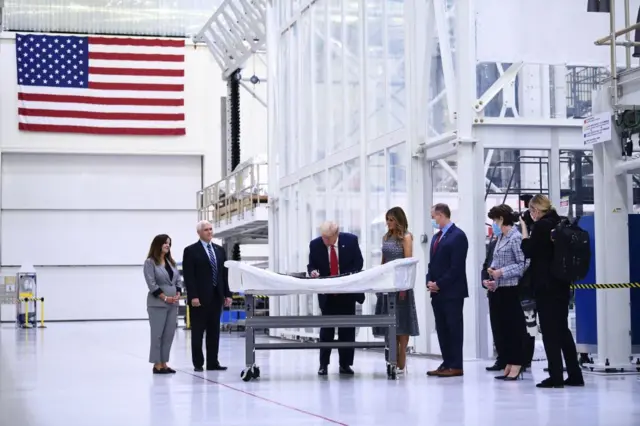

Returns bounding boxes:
[0,33,267,321]
[477,0,640,66]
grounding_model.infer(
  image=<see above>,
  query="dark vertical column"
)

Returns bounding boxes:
[228,70,241,173]
[228,70,242,262]
[574,151,585,217]
[220,96,228,177]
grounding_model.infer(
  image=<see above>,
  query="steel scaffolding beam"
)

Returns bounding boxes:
[194,0,267,79]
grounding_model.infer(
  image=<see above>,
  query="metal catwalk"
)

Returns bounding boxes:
[1,321,639,426]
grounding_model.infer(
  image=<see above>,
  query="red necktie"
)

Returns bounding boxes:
[330,245,339,276]
[432,232,442,254]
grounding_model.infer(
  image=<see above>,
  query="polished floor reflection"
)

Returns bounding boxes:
[1,321,639,426]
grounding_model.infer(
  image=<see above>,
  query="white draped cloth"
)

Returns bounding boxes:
[224,257,418,295]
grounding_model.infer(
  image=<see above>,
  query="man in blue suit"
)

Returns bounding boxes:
[308,221,365,376]
[426,203,469,377]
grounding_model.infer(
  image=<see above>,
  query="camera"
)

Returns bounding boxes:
[510,211,522,223]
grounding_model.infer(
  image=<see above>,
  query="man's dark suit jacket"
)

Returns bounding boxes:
[427,223,469,300]
[481,237,498,285]
[182,241,233,307]
[307,232,365,311]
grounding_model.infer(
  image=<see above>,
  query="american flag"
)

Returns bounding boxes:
[16,33,186,136]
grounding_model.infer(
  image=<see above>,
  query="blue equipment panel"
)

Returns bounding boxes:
[575,215,640,349]
[574,216,597,346]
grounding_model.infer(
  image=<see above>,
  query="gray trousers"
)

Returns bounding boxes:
[148,306,178,364]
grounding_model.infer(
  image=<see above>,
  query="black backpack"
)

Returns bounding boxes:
[550,216,591,282]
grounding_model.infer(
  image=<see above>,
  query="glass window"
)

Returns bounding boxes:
[344,0,361,148]
[387,0,405,132]
[287,25,299,174]
[279,32,290,177]
[328,164,344,225]
[288,182,300,273]
[313,171,327,234]
[329,0,344,153]
[344,157,362,239]
[388,143,407,210]
[299,13,313,167]
[313,0,327,162]
[366,0,386,140]
[367,150,386,267]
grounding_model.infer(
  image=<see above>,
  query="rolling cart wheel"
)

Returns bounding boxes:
[252,366,261,378]
[241,368,254,382]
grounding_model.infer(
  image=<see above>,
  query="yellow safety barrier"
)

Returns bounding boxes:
[20,297,46,329]
[38,297,46,329]
[572,283,640,289]
[23,298,30,328]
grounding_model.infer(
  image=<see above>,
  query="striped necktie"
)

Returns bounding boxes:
[206,243,218,286]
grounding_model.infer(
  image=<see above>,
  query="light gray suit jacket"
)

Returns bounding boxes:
[143,258,182,308]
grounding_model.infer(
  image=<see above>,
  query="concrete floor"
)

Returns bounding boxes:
[1,321,639,426]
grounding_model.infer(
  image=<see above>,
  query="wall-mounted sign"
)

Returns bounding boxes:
[583,112,612,146]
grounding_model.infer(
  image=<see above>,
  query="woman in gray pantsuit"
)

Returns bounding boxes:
[144,234,182,374]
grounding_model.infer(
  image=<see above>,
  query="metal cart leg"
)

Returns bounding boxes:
[386,292,397,380]
[241,294,260,381]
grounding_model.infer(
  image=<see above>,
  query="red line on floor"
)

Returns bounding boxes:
[182,371,348,426]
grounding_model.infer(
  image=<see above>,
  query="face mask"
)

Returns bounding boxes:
[432,219,439,229]
[492,223,501,237]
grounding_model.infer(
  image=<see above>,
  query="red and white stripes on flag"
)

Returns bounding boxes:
[16,34,186,136]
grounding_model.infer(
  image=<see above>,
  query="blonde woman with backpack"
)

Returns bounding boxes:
[520,195,584,389]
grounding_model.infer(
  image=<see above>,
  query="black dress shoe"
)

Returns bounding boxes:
[318,366,328,376]
[153,367,169,374]
[339,366,354,375]
[164,367,177,374]
[564,376,585,387]
[194,367,204,372]
[536,378,564,388]
[206,365,228,371]
[486,362,505,372]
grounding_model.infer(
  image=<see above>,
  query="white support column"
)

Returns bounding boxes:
[266,0,279,271]
[423,160,435,354]
[592,88,632,370]
[266,0,280,331]
[359,0,369,269]
[454,0,486,360]
[405,0,428,354]
[594,140,632,369]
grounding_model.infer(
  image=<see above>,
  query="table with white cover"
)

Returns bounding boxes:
[224,258,418,381]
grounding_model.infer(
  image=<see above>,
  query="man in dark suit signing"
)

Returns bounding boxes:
[183,220,233,372]
[426,203,468,377]
[308,221,365,376]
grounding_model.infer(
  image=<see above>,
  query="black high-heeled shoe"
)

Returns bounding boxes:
[503,367,524,381]
[495,365,512,380]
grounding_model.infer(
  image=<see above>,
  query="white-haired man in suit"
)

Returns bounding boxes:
[308,221,365,376]
[182,220,233,372]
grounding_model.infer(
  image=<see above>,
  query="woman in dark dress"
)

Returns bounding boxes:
[373,207,420,374]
